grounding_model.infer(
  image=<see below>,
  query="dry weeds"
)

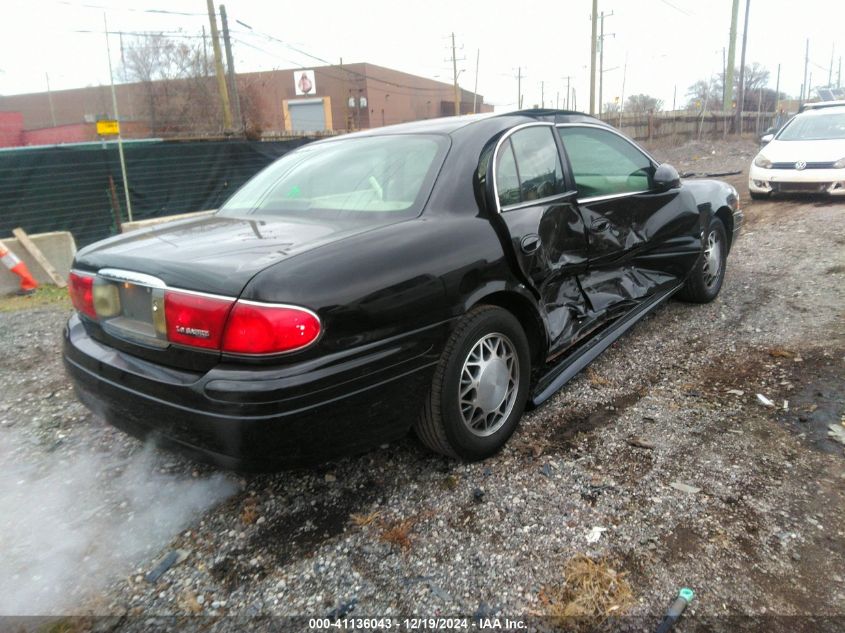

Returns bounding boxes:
[540,554,634,631]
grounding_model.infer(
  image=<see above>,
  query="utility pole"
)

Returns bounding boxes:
[774,63,781,111]
[517,66,522,109]
[618,52,627,128]
[829,43,835,87]
[541,81,544,108]
[103,13,132,222]
[202,26,208,73]
[556,91,559,109]
[472,48,480,114]
[598,11,614,118]
[724,0,740,111]
[801,38,809,103]
[722,47,726,107]
[45,73,56,127]
[206,0,233,131]
[451,33,460,116]
[589,0,598,114]
[562,75,573,109]
[838,56,842,88]
[735,0,750,135]
[672,84,677,112]
[219,5,242,131]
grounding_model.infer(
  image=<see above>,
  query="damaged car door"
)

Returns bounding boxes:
[492,123,591,356]
[557,124,701,316]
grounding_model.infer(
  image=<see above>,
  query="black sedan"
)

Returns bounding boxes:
[64,110,742,470]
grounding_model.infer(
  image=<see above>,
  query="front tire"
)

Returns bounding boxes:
[677,217,727,303]
[415,306,531,460]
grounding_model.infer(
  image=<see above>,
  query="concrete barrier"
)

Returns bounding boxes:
[122,210,215,233]
[1,230,77,294]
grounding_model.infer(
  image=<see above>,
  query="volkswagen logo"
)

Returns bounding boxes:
[794,160,807,170]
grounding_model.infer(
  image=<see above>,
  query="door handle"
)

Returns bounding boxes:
[591,218,611,232]
[520,234,541,254]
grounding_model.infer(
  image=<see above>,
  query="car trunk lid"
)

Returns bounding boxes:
[72,213,397,370]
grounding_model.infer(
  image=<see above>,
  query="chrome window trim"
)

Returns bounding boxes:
[501,190,578,212]
[491,121,557,214]
[577,190,651,204]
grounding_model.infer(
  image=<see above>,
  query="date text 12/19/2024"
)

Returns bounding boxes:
[308,617,528,630]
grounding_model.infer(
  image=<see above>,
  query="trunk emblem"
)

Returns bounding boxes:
[175,325,211,339]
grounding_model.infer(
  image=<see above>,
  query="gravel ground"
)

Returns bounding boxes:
[1,138,843,632]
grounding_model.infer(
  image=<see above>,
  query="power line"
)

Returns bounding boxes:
[74,29,208,39]
[55,1,213,16]
[233,28,468,94]
[659,0,694,16]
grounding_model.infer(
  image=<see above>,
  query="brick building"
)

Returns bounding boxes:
[0,62,492,146]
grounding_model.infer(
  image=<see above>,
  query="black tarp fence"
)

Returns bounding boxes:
[0,138,314,247]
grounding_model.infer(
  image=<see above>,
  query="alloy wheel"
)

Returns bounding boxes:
[702,229,722,289]
[459,333,520,437]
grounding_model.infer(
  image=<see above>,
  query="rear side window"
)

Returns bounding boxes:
[495,126,565,209]
[557,126,654,198]
[495,140,521,207]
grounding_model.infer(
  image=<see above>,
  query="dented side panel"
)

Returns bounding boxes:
[496,199,592,353]
[576,188,702,313]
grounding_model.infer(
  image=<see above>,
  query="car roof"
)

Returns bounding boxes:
[799,101,845,113]
[329,109,611,139]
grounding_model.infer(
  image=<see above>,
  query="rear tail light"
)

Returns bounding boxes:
[69,271,320,355]
[222,301,321,354]
[68,272,96,319]
[163,291,234,350]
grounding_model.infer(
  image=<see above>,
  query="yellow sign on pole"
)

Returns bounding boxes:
[96,120,120,135]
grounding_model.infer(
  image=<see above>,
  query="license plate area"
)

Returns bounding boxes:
[97,276,169,349]
[119,282,154,322]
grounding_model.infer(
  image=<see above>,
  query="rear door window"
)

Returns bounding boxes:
[495,139,522,207]
[495,126,565,208]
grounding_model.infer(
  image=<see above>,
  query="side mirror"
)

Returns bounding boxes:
[653,163,680,191]
[764,126,777,135]
[760,133,774,144]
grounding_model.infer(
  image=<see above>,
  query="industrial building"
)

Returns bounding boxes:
[0,62,493,147]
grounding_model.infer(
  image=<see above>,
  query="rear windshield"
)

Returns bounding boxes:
[777,112,845,140]
[218,134,449,221]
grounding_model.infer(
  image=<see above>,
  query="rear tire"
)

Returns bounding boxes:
[415,306,531,460]
[677,217,727,303]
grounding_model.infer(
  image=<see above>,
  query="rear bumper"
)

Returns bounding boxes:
[63,314,446,470]
[748,165,845,195]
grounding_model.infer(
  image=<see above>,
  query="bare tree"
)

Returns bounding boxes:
[603,101,620,115]
[685,78,721,112]
[713,62,775,110]
[625,94,663,113]
[122,33,220,136]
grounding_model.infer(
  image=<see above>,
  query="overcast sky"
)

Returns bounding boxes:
[1,0,842,111]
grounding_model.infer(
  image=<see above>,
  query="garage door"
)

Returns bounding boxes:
[288,99,327,132]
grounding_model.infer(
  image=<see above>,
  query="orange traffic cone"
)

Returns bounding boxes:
[0,244,39,295]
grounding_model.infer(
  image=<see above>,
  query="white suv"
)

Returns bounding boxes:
[748,104,845,199]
